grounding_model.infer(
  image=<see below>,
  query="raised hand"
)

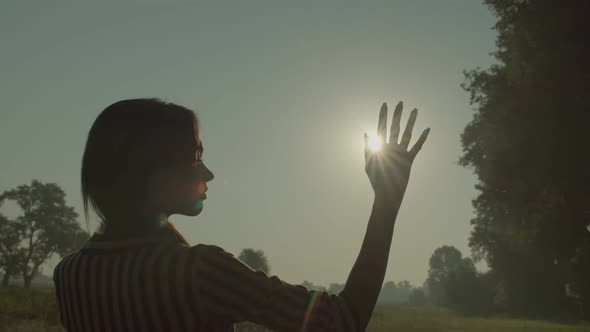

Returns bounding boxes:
[364,101,429,199]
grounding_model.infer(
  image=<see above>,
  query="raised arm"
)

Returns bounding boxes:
[342,101,429,330]
[191,101,429,331]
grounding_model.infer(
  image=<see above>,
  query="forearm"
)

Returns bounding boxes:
[341,193,402,331]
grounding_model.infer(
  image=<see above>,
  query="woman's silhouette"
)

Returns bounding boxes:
[53,98,429,331]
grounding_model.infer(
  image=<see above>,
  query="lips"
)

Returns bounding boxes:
[200,193,207,200]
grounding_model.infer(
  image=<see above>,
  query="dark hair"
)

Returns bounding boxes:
[81,98,202,233]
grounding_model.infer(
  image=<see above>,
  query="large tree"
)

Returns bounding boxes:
[0,215,25,287]
[461,0,590,318]
[0,180,89,288]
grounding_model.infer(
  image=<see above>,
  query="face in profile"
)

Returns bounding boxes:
[153,140,214,217]
[177,161,213,216]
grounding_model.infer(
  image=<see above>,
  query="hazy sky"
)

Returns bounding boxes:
[1,1,497,287]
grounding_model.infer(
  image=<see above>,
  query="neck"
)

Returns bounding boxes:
[100,211,170,239]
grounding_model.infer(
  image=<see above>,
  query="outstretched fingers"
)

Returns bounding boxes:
[389,101,403,145]
[400,108,418,148]
[377,102,388,144]
[409,128,430,157]
[370,101,427,158]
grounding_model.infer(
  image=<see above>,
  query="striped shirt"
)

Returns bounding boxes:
[53,222,359,331]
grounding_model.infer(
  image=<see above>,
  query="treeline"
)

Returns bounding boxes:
[300,279,426,306]
[455,0,590,320]
[0,271,54,288]
[237,247,426,306]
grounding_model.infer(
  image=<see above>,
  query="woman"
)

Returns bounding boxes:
[53,98,429,332]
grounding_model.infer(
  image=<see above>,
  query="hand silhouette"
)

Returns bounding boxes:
[364,101,429,199]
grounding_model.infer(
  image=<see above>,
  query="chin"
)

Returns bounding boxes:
[173,197,205,217]
[183,203,204,216]
[178,208,201,217]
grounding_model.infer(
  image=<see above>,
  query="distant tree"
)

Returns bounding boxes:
[0,180,90,288]
[424,246,498,315]
[378,281,398,304]
[425,246,464,307]
[301,280,314,289]
[446,258,483,315]
[235,248,274,332]
[378,280,414,304]
[238,248,270,274]
[328,283,344,294]
[408,288,427,307]
[300,280,326,292]
[0,215,25,287]
[396,280,413,302]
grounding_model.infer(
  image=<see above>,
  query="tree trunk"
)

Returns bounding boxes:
[23,274,32,288]
[1,270,10,287]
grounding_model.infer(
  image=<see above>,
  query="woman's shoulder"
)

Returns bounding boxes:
[52,251,82,281]
[187,243,245,270]
[188,243,232,258]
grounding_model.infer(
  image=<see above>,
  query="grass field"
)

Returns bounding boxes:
[1,288,589,332]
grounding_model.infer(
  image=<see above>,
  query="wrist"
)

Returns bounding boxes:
[373,191,403,208]
[373,186,406,202]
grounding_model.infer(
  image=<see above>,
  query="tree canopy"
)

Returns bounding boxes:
[425,245,470,307]
[0,180,89,288]
[461,0,590,318]
[238,248,270,274]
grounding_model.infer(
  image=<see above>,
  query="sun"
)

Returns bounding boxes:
[367,134,382,152]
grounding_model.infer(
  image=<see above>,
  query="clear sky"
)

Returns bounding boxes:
[1,1,497,287]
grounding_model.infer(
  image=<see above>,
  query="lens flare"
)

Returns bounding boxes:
[368,134,382,152]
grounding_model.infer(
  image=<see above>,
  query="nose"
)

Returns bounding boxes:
[200,163,214,182]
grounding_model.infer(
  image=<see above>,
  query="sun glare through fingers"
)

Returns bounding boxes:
[368,134,382,152]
